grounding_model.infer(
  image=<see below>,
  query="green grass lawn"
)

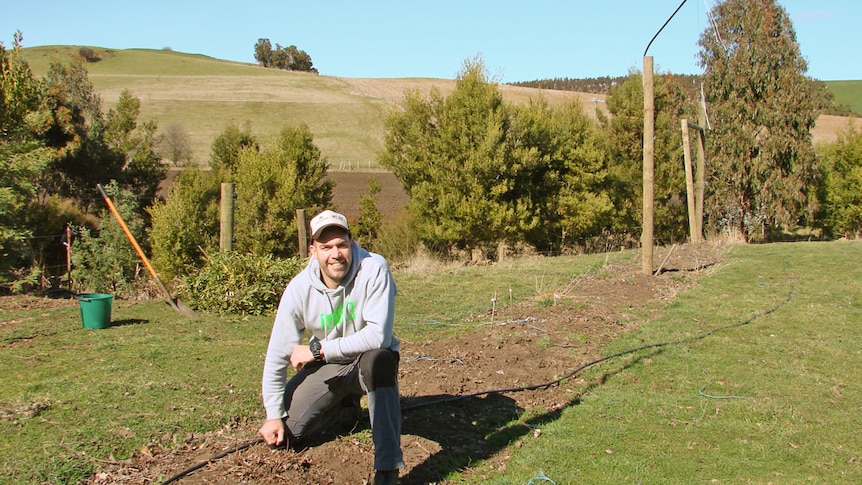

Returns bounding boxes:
[484,241,862,484]
[2,241,861,483]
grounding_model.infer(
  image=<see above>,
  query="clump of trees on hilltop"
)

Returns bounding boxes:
[253,38,316,73]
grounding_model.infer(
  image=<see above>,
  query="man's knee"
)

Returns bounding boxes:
[359,349,399,390]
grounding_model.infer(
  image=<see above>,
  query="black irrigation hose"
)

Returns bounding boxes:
[160,438,264,484]
[405,288,792,411]
[160,289,794,484]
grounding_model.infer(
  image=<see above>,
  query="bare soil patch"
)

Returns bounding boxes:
[158,170,409,223]
[327,171,409,221]
[76,244,723,484]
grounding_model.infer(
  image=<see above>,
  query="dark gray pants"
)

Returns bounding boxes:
[283,348,404,471]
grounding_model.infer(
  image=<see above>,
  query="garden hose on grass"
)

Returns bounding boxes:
[160,286,795,484]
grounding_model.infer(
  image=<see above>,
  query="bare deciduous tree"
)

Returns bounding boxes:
[160,123,193,166]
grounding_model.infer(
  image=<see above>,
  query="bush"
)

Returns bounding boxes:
[73,185,151,297]
[178,252,305,316]
[819,125,862,238]
[148,169,220,281]
[372,211,420,264]
[78,47,99,62]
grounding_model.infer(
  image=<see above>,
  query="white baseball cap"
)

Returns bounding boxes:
[309,210,349,240]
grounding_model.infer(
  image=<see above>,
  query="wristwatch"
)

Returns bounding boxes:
[309,338,323,361]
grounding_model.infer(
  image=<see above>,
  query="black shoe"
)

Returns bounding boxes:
[373,469,398,485]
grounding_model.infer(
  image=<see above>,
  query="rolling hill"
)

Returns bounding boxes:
[20,46,606,167]
[20,46,861,168]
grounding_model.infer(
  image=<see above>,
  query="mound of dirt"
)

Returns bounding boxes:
[84,244,723,484]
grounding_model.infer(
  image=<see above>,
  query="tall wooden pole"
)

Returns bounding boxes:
[219,183,234,253]
[642,55,655,275]
[695,113,706,242]
[681,119,697,243]
[296,209,308,259]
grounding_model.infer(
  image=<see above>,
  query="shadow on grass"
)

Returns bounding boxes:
[107,318,150,328]
[398,348,665,484]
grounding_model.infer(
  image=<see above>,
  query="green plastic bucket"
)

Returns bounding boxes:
[77,293,113,329]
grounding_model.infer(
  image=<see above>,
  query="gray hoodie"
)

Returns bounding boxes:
[261,241,400,420]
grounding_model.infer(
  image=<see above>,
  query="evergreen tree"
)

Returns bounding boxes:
[698,0,820,240]
[381,58,608,256]
[356,177,382,250]
[209,121,258,175]
[0,33,49,287]
[148,169,220,281]
[602,72,693,244]
[233,123,333,258]
[380,58,515,256]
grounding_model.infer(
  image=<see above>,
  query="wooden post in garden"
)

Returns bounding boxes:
[695,113,706,242]
[220,183,234,253]
[65,224,73,290]
[642,55,655,275]
[297,209,308,259]
[681,119,697,243]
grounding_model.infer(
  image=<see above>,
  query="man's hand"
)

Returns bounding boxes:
[259,418,286,447]
[289,345,314,371]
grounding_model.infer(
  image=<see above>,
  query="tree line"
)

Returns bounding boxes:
[512,74,854,117]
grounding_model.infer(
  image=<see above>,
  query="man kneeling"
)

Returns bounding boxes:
[259,210,403,484]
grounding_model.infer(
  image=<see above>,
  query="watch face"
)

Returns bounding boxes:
[310,339,322,360]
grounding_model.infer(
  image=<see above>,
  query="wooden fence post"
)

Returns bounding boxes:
[296,209,308,259]
[681,119,698,243]
[642,55,655,275]
[220,183,234,253]
[695,113,706,242]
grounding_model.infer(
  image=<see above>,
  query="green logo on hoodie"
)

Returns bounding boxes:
[320,301,355,331]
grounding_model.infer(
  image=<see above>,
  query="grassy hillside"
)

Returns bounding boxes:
[825,80,862,115]
[20,46,600,167]
[20,46,861,166]
[22,46,393,166]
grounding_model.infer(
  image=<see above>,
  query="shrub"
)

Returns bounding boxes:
[148,169,220,281]
[819,125,862,238]
[178,252,305,316]
[73,185,151,297]
[372,211,419,264]
[78,47,99,62]
[355,177,382,251]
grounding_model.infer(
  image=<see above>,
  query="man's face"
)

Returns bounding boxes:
[310,227,352,289]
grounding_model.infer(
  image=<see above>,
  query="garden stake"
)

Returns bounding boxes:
[97,184,197,318]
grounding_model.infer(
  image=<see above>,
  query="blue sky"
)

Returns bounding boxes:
[3,0,859,81]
